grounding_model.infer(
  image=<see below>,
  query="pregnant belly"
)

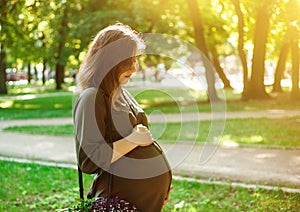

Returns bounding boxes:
[111,142,171,179]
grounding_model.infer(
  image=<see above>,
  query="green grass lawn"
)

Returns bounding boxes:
[4,117,300,147]
[1,86,300,120]
[2,86,299,211]
[133,88,300,114]
[0,94,74,120]
[2,82,73,96]
[0,160,299,211]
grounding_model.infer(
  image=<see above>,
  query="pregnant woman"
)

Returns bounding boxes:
[73,23,172,212]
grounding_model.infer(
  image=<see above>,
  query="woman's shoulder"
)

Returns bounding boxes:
[81,87,98,96]
[80,87,106,99]
[75,87,106,106]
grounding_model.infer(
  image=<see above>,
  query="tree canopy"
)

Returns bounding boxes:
[1,0,299,100]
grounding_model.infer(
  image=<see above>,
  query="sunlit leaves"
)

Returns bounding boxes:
[1,0,300,87]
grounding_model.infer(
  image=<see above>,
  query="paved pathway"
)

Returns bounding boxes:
[0,110,300,189]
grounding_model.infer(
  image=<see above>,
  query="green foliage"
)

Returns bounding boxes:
[1,0,300,96]
[68,198,93,212]
[2,0,298,70]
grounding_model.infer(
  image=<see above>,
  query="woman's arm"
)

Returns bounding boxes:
[74,89,153,171]
[74,88,113,174]
[111,124,153,163]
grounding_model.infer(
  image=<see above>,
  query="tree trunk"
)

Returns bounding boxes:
[187,0,219,101]
[55,6,68,90]
[34,66,38,81]
[42,60,47,85]
[0,0,8,94]
[232,0,249,99]
[291,26,300,100]
[243,1,274,100]
[187,0,209,56]
[27,63,31,84]
[55,64,64,90]
[41,32,47,85]
[0,44,7,94]
[210,45,233,89]
[272,42,289,92]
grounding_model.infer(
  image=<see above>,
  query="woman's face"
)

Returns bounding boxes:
[118,58,137,85]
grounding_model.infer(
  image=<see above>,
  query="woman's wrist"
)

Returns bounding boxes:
[111,138,138,163]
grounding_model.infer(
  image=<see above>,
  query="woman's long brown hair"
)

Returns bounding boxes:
[76,23,144,108]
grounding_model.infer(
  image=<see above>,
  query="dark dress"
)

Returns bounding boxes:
[73,87,172,212]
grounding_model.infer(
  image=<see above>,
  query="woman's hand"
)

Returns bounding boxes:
[126,124,153,147]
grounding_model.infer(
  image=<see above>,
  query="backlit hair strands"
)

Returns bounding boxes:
[75,23,145,109]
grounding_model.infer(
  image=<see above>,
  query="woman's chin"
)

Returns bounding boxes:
[120,78,130,85]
